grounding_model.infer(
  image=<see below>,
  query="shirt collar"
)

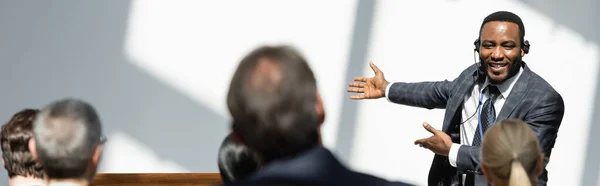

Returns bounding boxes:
[47,182,80,186]
[15,183,46,186]
[480,66,524,99]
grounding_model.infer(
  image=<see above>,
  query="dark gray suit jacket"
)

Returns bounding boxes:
[227,145,413,186]
[387,63,564,186]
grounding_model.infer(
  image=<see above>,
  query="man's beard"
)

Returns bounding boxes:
[479,55,522,84]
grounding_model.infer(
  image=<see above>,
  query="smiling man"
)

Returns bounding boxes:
[347,11,564,186]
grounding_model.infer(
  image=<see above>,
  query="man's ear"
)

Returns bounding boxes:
[230,131,246,145]
[28,138,39,163]
[535,153,544,177]
[92,145,103,166]
[2,154,5,169]
[481,164,493,183]
[315,91,325,126]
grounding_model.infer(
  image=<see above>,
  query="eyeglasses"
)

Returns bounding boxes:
[100,135,107,144]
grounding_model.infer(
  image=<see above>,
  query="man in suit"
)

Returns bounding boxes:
[347,11,564,186]
[226,45,413,186]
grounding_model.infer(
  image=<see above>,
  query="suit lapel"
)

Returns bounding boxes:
[442,73,479,132]
[496,65,531,120]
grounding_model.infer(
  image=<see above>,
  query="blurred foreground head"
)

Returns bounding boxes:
[227,45,325,164]
[30,98,104,183]
[481,119,544,186]
[1,109,45,186]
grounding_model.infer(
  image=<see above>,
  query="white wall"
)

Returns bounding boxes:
[122,0,358,150]
[0,0,597,185]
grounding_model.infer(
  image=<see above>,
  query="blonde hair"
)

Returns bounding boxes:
[480,119,541,186]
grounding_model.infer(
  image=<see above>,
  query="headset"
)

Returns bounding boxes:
[461,37,530,133]
[473,38,530,54]
[461,37,530,125]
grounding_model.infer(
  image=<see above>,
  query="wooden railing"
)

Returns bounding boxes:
[91,173,222,186]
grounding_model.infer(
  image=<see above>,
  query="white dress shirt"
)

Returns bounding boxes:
[385,66,523,185]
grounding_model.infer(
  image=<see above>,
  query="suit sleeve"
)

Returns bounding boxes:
[386,80,455,109]
[454,92,565,182]
[523,92,565,186]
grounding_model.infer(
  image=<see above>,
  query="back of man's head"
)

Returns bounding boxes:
[31,98,103,180]
[227,45,320,163]
[1,109,44,179]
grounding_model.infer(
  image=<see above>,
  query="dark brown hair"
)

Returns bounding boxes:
[218,133,260,183]
[227,45,319,163]
[0,109,44,178]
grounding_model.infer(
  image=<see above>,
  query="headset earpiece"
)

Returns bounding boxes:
[472,38,486,78]
[522,40,530,54]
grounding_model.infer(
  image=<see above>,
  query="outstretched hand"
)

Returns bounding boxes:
[414,122,453,156]
[347,62,390,100]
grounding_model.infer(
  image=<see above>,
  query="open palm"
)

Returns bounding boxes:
[347,62,389,99]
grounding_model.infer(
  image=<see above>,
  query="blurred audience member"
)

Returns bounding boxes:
[225,45,413,186]
[29,99,105,186]
[218,133,261,184]
[481,119,544,186]
[1,109,45,186]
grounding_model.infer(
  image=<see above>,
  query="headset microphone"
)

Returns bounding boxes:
[472,38,530,78]
[473,39,485,79]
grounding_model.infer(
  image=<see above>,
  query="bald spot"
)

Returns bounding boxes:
[248,58,282,93]
[37,117,86,154]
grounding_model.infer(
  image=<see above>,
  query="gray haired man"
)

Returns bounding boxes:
[28,98,105,186]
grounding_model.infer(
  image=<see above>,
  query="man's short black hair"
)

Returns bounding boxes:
[227,45,319,163]
[218,134,260,183]
[479,11,526,43]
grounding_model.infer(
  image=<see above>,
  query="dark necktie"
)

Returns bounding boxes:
[465,85,500,186]
[471,85,500,147]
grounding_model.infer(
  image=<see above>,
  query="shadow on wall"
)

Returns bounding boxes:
[0,0,228,183]
[518,0,599,185]
[520,0,599,43]
[335,0,377,162]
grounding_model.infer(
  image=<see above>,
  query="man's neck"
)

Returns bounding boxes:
[8,176,45,186]
[490,177,536,186]
[46,178,89,186]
